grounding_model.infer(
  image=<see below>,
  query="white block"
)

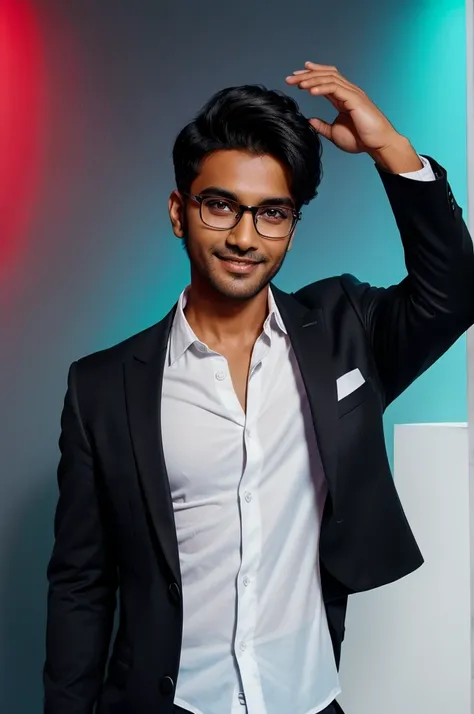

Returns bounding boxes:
[337,424,471,714]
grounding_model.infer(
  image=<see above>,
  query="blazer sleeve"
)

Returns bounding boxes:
[341,157,474,409]
[43,361,118,714]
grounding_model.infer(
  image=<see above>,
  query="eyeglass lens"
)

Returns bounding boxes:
[201,197,294,239]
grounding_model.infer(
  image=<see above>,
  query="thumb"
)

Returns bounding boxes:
[309,117,332,140]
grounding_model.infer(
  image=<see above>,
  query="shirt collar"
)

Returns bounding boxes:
[168,286,287,366]
[266,285,287,336]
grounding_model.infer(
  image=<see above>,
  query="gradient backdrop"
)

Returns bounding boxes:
[0,0,468,710]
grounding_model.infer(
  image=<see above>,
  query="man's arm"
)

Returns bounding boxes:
[285,62,474,406]
[341,158,474,408]
[44,361,118,714]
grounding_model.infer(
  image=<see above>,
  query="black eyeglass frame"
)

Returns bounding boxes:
[182,192,302,239]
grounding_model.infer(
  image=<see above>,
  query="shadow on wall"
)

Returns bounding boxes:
[0,471,57,711]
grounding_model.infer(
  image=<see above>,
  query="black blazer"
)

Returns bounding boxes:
[44,158,474,714]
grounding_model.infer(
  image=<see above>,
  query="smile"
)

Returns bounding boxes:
[217,256,262,274]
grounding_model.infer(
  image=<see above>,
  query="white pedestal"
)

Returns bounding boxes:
[337,424,471,714]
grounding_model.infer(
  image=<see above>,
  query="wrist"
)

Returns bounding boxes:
[368,135,423,174]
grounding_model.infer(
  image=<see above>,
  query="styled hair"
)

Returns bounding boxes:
[172,85,323,210]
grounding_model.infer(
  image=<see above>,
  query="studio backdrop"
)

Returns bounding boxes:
[0,0,468,711]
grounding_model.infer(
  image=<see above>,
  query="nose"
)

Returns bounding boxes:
[225,211,260,252]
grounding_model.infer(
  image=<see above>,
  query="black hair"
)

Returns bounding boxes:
[172,85,323,210]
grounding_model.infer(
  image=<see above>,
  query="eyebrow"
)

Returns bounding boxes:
[199,186,295,208]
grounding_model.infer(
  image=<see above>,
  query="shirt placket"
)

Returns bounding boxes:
[233,333,270,714]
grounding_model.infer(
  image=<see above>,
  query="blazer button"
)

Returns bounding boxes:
[160,675,174,695]
[168,582,181,604]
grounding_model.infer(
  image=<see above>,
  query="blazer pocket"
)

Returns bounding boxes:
[108,641,132,690]
[108,657,130,690]
[337,380,371,417]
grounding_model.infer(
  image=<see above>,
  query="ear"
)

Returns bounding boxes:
[168,190,185,238]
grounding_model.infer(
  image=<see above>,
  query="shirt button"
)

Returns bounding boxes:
[215,370,227,381]
[243,576,250,587]
[240,641,247,652]
[244,492,252,503]
[246,429,251,438]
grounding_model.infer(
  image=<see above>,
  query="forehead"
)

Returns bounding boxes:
[191,149,292,201]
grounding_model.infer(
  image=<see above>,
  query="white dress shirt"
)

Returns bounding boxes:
[161,156,436,714]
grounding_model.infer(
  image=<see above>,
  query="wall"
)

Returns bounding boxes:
[465,0,474,701]
[0,0,467,710]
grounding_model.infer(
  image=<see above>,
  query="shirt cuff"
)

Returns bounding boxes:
[399,155,436,182]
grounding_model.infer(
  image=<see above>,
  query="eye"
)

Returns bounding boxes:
[205,198,234,214]
[259,207,290,222]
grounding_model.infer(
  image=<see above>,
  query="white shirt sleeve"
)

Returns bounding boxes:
[399,154,436,181]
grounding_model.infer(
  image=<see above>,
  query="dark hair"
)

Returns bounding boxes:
[172,85,323,210]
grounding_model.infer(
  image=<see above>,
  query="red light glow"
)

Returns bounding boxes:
[0,0,46,276]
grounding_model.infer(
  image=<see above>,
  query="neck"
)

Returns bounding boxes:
[184,277,269,347]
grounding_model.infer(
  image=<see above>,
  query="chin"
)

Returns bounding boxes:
[211,276,269,301]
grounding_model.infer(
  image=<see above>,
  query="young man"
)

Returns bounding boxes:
[44,62,474,714]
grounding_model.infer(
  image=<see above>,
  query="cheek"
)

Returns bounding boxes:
[268,245,289,265]
[184,227,215,261]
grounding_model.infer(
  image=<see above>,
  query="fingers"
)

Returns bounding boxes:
[308,117,332,140]
[305,61,338,72]
[286,75,363,111]
[304,81,359,108]
[286,62,363,95]
[286,72,362,95]
[294,74,355,93]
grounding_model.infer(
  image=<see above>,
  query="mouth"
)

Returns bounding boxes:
[216,255,263,275]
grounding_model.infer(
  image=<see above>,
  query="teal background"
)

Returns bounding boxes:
[0,0,468,710]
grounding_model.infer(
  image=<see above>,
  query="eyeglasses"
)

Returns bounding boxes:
[182,193,301,240]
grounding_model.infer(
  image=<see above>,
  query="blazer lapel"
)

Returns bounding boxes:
[272,285,340,511]
[123,306,181,586]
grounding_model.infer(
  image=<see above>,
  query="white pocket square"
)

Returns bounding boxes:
[336,368,365,401]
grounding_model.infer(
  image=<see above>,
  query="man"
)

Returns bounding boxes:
[44,61,474,714]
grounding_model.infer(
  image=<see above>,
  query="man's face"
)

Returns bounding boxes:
[169,149,297,301]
